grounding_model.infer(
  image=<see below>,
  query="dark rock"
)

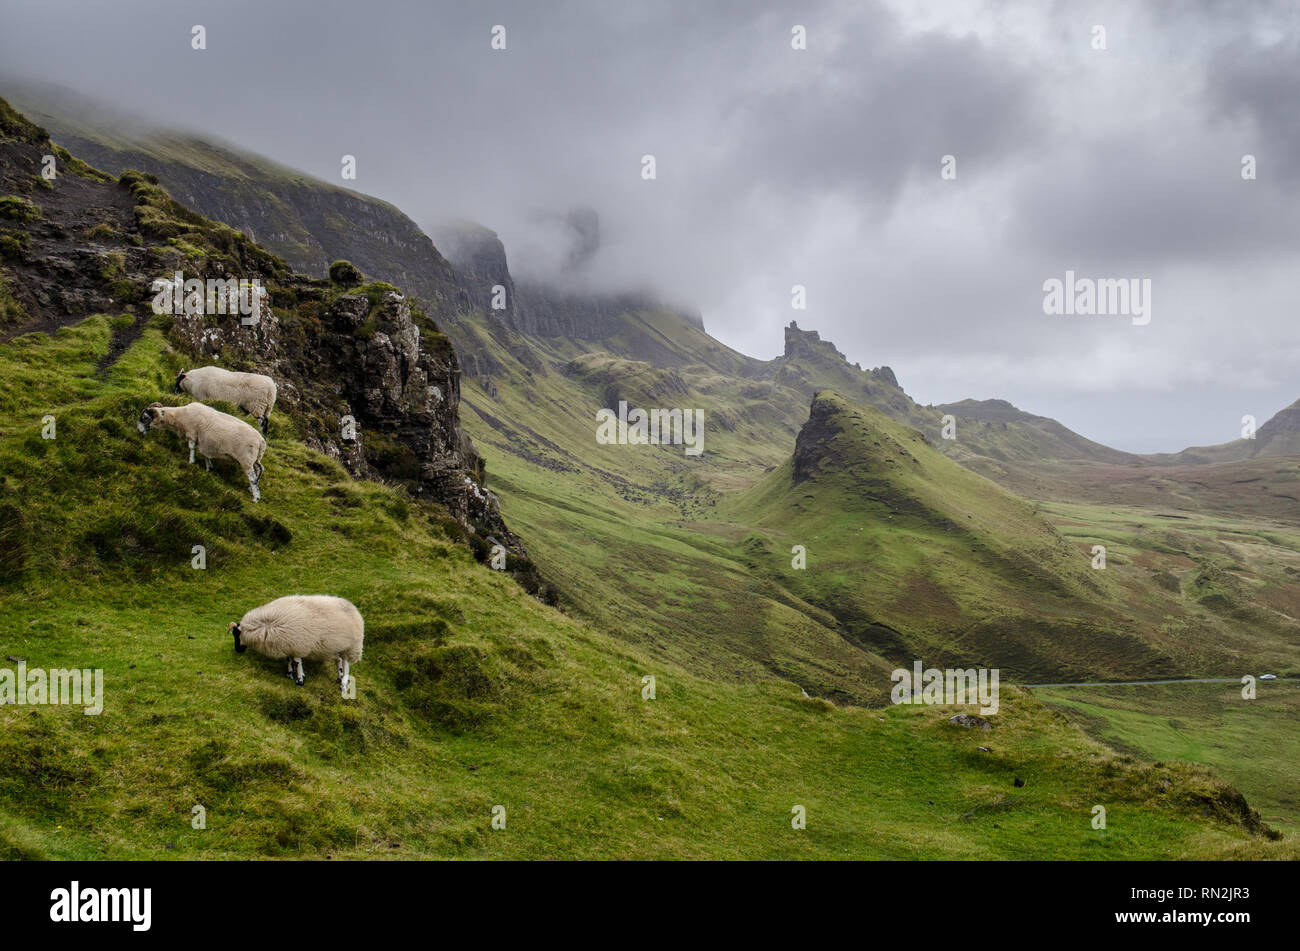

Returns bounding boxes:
[784,321,846,362]
[948,713,993,730]
[0,102,536,585]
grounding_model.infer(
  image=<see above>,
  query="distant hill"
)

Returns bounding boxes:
[724,392,1174,681]
[1155,397,1300,464]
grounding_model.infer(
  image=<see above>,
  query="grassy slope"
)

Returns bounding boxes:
[453,326,1300,818]
[724,393,1191,682]
[2,95,1293,858]
[972,455,1300,525]
[3,316,1290,858]
[1040,500,1300,676]
[1035,683,1300,838]
[460,312,1300,688]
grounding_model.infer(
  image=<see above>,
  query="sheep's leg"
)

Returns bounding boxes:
[336,656,345,682]
[204,455,212,472]
[260,414,269,435]
[187,439,196,464]
[285,658,295,679]
[340,659,351,697]
[248,463,261,503]
[293,658,305,687]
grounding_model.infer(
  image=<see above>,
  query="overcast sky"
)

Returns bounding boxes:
[1,0,1297,451]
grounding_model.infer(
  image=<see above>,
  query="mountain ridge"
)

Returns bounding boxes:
[2,80,1232,472]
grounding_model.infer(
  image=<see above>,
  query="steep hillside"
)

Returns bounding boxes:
[448,296,1300,690]
[8,90,1296,691]
[0,95,531,573]
[4,81,467,320]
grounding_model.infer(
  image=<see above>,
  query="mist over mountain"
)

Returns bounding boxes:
[3,0,1299,451]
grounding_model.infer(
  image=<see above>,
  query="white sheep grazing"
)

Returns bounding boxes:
[174,366,278,434]
[229,595,364,695]
[137,401,266,501]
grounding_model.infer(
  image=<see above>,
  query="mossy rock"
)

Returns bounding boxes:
[328,259,363,287]
[0,196,41,223]
[0,230,29,259]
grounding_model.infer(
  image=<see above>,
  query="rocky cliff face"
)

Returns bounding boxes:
[783,321,897,388]
[431,220,519,327]
[0,98,538,589]
[435,219,704,339]
[791,391,846,486]
[169,283,504,530]
[15,105,469,320]
[516,281,700,338]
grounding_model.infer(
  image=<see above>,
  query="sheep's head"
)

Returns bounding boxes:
[172,370,188,394]
[228,621,247,653]
[137,402,165,434]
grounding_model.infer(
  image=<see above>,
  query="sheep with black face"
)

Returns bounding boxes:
[230,595,364,696]
[138,401,266,501]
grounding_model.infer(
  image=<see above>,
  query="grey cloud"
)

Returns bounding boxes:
[0,0,1296,452]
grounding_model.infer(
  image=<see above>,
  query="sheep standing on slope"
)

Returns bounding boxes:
[229,595,364,695]
[138,401,266,501]
[174,366,278,434]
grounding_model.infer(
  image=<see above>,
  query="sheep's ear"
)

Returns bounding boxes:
[227,621,237,631]
[148,402,163,409]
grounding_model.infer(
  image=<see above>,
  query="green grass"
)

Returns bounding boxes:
[1040,499,1300,675]
[0,274,26,327]
[1036,682,1300,837]
[0,315,1290,859]
[0,196,41,223]
[461,323,1300,694]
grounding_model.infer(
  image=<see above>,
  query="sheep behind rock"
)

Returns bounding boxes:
[138,401,266,501]
[229,595,364,695]
[174,365,278,434]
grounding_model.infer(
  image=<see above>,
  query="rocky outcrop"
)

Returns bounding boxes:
[784,321,847,362]
[0,98,537,587]
[432,220,519,326]
[791,391,846,486]
[873,365,899,388]
[783,321,899,390]
[158,273,530,569]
